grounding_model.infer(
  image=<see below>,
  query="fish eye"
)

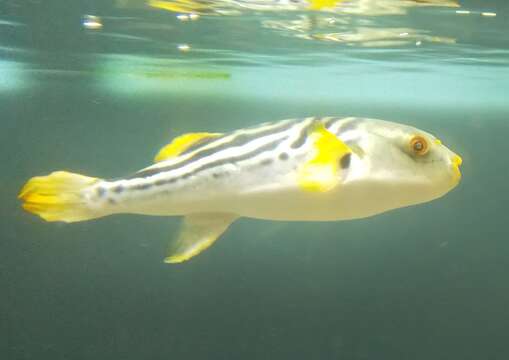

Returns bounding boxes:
[410,136,429,156]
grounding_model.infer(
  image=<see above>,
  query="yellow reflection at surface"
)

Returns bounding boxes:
[149,0,212,14]
[308,0,344,11]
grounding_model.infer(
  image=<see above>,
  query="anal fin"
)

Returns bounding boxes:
[165,213,238,264]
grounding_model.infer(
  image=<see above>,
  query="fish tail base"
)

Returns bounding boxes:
[19,171,101,222]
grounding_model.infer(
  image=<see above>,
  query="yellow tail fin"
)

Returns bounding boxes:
[18,171,100,222]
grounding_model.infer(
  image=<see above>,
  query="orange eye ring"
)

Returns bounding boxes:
[410,136,429,156]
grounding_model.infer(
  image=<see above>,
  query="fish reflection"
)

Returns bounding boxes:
[142,0,459,15]
[139,0,460,46]
[263,18,456,46]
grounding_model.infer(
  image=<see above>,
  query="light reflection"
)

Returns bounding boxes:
[455,10,497,17]
[82,15,103,30]
[0,19,25,27]
[0,59,28,92]
[176,13,200,21]
[177,43,191,51]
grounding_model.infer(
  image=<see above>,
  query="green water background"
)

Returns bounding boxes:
[1,1,509,359]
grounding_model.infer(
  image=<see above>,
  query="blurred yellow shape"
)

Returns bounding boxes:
[148,0,207,14]
[309,0,343,11]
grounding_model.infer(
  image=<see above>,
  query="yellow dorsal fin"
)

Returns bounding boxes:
[297,121,352,192]
[154,132,221,163]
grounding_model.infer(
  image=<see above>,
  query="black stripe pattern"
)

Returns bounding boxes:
[128,119,299,180]
[132,137,286,189]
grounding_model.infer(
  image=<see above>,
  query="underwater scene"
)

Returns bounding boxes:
[2,0,509,359]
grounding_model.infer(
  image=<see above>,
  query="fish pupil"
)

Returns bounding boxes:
[413,141,423,151]
[340,153,351,169]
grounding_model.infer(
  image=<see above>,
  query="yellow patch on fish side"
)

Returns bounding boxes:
[297,122,351,192]
[18,171,99,222]
[154,132,221,163]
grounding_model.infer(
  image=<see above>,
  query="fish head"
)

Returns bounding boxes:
[342,118,462,211]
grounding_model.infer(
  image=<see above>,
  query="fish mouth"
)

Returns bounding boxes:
[450,154,462,184]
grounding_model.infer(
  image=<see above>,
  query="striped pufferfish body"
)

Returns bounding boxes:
[90,117,359,221]
[19,116,463,263]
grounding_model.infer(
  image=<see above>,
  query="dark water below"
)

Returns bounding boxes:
[2,1,509,359]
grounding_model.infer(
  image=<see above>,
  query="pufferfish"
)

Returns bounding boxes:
[18,117,462,263]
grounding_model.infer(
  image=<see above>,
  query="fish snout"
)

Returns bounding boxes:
[450,154,462,184]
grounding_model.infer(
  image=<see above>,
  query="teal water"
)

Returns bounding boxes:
[2,1,509,359]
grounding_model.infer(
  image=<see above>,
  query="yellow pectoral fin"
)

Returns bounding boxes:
[298,121,352,192]
[165,213,238,264]
[154,132,221,163]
